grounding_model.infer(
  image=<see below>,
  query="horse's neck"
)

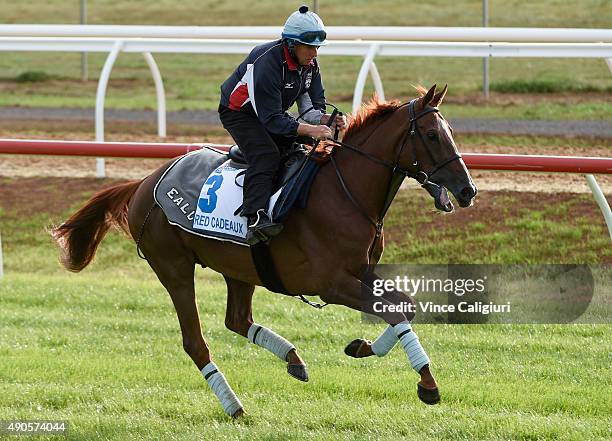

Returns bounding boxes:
[334,115,406,222]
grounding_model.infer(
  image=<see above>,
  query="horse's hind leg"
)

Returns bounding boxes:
[223,276,309,382]
[138,212,244,417]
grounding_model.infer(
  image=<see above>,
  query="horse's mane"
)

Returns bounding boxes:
[343,96,402,140]
[343,86,427,140]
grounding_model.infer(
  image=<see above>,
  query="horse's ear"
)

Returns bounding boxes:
[421,84,437,108]
[431,84,448,107]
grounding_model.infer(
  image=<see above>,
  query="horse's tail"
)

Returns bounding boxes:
[51,180,142,272]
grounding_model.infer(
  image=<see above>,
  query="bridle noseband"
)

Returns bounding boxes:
[327,98,462,262]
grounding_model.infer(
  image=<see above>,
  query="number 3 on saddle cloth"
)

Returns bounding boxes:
[153,143,323,247]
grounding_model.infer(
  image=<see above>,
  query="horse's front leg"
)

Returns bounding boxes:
[223,276,309,382]
[345,324,438,399]
[321,272,440,404]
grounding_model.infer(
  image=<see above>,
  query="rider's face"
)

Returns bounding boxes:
[293,44,319,66]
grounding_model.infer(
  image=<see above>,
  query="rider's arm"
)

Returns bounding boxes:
[253,54,330,139]
[295,95,332,138]
[296,61,331,138]
[297,122,331,139]
[306,62,326,115]
[296,93,325,125]
[307,61,346,130]
[251,53,300,136]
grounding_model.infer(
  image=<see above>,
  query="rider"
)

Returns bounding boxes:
[218,5,347,245]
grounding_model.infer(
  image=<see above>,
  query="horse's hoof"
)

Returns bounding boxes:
[231,408,245,419]
[344,338,371,358]
[287,363,309,382]
[417,383,440,405]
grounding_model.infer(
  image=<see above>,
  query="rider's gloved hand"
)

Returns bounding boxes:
[321,113,348,130]
[312,125,333,139]
[298,123,332,140]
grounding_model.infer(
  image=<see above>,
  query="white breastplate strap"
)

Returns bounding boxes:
[247,323,295,361]
[371,325,398,356]
[201,362,243,416]
[393,322,430,372]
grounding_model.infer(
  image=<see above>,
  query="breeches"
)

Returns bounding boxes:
[219,105,295,216]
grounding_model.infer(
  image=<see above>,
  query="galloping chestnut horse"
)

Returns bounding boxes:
[53,85,477,417]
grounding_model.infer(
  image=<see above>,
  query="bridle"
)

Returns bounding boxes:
[326,98,462,262]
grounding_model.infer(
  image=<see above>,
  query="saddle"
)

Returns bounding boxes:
[153,142,322,246]
[153,139,335,298]
[228,142,314,215]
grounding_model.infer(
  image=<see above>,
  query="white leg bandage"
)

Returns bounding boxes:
[247,323,295,362]
[393,322,430,372]
[201,362,243,416]
[371,325,398,356]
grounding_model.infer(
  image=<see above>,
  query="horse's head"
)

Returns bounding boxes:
[398,84,477,212]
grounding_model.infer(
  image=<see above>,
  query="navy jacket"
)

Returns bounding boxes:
[220,40,326,136]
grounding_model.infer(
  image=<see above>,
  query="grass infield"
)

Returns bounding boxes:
[0,177,610,440]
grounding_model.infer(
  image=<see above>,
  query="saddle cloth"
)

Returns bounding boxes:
[153,146,320,246]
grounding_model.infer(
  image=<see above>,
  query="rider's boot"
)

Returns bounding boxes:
[246,209,283,245]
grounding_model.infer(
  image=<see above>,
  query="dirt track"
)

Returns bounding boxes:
[0,119,610,195]
[1,105,611,138]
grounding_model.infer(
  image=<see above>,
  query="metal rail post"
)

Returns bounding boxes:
[353,44,380,114]
[95,40,124,177]
[142,52,167,138]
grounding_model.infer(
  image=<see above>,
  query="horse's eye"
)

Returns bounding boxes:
[427,131,438,140]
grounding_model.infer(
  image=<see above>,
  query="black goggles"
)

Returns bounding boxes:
[285,30,327,44]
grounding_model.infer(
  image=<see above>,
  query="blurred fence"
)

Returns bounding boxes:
[1,25,611,176]
[1,137,610,240]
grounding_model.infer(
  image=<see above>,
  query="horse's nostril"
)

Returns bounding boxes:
[461,187,473,198]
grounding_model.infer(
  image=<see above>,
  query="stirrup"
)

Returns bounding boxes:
[246,210,283,245]
[248,209,270,228]
[246,227,269,246]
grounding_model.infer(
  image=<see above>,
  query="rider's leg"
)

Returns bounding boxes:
[219,105,284,244]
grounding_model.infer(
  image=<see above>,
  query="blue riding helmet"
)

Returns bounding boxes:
[281,5,328,46]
